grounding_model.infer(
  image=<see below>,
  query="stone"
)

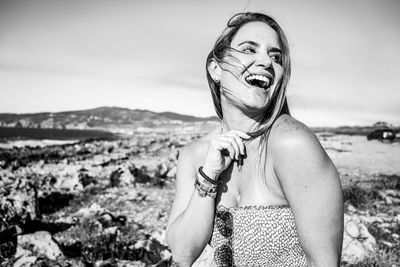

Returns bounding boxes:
[380,222,392,229]
[74,203,104,218]
[119,166,134,186]
[342,214,377,264]
[381,240,394,248]
[385,196,393,205]
[391,233,399,240]
[18,231,63,260]
[359,215,383,224]
[13,255,37,267]
[395,214,400,224]
[166,166,177,178]
[346,204,357,214]
[151,230,167,246]
[385,189,400,198]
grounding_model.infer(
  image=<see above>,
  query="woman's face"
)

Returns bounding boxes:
[218,21,283,112]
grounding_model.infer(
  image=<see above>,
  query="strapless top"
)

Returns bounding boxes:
[209,205,308,267]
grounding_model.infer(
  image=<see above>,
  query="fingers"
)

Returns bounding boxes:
[215,137,237,160]
[229,130,251,140]
[225,132,246,156]
[215,131,248,160]
[225,130,249,157]
[226,136,241,160]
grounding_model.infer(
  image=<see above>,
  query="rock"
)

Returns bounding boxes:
[392,233,399,240]
[125,189,139,201]
[15,244,32,258]
[58,173,83,193]
[381,240,394,248]
[380,222,392,229]
[166,166,177,179]
[346,204,357,214]
[18,231,63,260]
[385,189,400,198]
[109,168,123,187]
[192,245,214,267]
[74,203,104,218]
[385,196,393,205]
[156,163,169,178]
[151,230,167,246]
[13,255,37,267]
[395,214,400,224]
[359,215,383,224]
[103,226,119,236]
[78,169,97,187]
[13,245,37,267]
[0,200,19,259]
[342,214,377,264]
[119,166,134,186]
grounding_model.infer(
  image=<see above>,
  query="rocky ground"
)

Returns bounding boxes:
[0,132,399,266]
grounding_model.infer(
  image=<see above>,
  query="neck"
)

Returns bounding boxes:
[221,105,263,134]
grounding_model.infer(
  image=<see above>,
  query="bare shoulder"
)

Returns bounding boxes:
[269,114,323,157]
[269,114,332,173]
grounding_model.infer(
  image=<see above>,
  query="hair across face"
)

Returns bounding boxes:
[206,12,291,135]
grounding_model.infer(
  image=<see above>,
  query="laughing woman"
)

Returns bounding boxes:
[166,12,343,267]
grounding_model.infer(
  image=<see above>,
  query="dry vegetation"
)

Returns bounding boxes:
[0,131,399,266]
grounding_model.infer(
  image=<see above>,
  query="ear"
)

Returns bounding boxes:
[207,59,222,83]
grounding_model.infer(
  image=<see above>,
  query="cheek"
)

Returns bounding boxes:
[273,64,284,82]
[221,54,250,73]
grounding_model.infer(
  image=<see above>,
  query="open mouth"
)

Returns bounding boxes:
[245,74,273,90]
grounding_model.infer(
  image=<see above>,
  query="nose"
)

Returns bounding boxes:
[255,52,272,69]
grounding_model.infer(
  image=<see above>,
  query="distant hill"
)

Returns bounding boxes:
[311,124,400,136]
[0,107,219,130]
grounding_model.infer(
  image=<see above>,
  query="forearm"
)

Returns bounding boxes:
[307,254,341,267]
[166,189,216,266]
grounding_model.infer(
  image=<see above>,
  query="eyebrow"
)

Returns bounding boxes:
[237,40,282,53]
[238,40,259,47]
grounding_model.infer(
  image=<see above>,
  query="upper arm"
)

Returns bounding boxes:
[271,117,344,265]
[166,143,198,233]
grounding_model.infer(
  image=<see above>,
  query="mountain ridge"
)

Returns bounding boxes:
[0,106,219,130]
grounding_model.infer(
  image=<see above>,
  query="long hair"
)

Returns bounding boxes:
[206,12,291,194]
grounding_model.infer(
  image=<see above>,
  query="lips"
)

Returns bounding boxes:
[244,74,273,90]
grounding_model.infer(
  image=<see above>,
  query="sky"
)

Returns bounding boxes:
[0,0,399,127]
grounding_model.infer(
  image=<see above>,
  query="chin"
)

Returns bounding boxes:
[241,95,271,112]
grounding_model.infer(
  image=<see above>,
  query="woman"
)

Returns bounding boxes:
[166,12,343,267]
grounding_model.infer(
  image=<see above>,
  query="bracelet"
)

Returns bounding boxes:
[198,166,220,185]
[194,178,217,199]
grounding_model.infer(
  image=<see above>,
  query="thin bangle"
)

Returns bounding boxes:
[198,166,220,185]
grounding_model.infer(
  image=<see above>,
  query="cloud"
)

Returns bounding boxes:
[0,0,399,126]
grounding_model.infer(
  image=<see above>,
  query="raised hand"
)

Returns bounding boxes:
[202,130,250,181]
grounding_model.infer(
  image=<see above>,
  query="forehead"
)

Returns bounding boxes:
[231,21,280,48]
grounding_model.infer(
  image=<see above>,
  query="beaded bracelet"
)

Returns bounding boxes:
[194,177,218,199]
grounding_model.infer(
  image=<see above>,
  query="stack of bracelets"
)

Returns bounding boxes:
[194,166,221,199]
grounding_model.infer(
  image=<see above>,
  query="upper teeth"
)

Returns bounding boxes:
[246,74,270,84]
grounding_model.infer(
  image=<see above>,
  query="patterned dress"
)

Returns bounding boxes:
[209,205,308,267]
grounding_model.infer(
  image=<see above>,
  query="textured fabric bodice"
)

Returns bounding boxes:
[209,205,308,267]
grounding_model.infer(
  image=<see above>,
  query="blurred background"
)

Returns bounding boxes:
[1,0,399,126]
